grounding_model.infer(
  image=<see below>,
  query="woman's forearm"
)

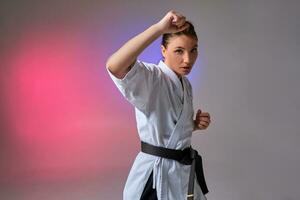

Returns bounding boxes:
[106,24,163,79]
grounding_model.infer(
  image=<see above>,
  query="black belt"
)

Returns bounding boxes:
[141,141,209,200]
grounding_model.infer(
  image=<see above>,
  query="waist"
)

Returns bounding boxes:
[140,141,209,196]
[141,141,195,165]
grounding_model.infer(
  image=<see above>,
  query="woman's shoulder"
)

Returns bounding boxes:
[136,60,163,77]
[138,60,159,69]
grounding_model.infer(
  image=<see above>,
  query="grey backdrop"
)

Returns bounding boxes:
[1,0,299,200]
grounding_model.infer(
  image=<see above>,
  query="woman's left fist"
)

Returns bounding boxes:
[194,109,211,131]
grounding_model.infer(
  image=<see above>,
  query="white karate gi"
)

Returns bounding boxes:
[107,60,207,200]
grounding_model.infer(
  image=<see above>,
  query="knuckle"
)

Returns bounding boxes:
[170,10,176,15]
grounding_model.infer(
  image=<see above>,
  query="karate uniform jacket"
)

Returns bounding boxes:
[107,60,207,200]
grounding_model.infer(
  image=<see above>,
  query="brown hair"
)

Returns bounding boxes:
[161,21,198,48]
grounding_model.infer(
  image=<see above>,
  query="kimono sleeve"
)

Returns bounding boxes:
[106,60,155,112]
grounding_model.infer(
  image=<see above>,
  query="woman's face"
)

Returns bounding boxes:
[161,35,198,77]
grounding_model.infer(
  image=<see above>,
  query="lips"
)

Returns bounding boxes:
[181,66,191,70]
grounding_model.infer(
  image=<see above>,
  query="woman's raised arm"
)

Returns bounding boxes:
[105,10,189,79]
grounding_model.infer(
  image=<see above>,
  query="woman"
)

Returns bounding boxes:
[106,10,211,200]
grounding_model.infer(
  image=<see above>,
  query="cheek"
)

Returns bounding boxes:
[172,56,183,66]
[191,54,198,62]
[167,53,182,62]
[172,54,184,61]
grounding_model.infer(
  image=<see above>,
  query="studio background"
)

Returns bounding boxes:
[1,0,299,200]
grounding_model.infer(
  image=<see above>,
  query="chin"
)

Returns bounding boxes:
[182,71,191,76]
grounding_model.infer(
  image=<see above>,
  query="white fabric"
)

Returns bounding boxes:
[106,60,207,200]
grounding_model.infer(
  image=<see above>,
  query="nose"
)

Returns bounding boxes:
[183,52,192,65]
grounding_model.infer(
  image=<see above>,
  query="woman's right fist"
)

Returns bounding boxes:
[156,10,190,34]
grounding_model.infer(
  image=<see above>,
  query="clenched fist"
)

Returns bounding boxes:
[194,109,211,131]
[155,10,190,34]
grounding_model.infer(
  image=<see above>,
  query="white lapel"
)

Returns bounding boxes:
[158,61,192,149]
[158,60,184,102]
[166,77,189,149]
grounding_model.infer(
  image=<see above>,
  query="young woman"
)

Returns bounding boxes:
[106,10,211,200]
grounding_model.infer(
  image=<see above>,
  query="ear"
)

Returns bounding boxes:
[161,45,167,59]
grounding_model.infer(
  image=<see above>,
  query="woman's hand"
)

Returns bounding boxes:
[194,109,211,131]
[155,10,190,34]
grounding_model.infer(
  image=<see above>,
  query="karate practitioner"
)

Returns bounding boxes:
[106,10,211,200]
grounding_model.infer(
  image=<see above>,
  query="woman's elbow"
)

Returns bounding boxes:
[106,58,127,79]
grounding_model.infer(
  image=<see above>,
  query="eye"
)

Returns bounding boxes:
[174,49,183,54]
[191,48,198,53]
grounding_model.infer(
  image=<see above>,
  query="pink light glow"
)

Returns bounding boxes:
[2,26,137,183]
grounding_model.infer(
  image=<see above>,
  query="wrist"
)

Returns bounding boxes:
[152,23,165,35]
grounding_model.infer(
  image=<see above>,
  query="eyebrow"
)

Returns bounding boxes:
[175,45,198,49]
